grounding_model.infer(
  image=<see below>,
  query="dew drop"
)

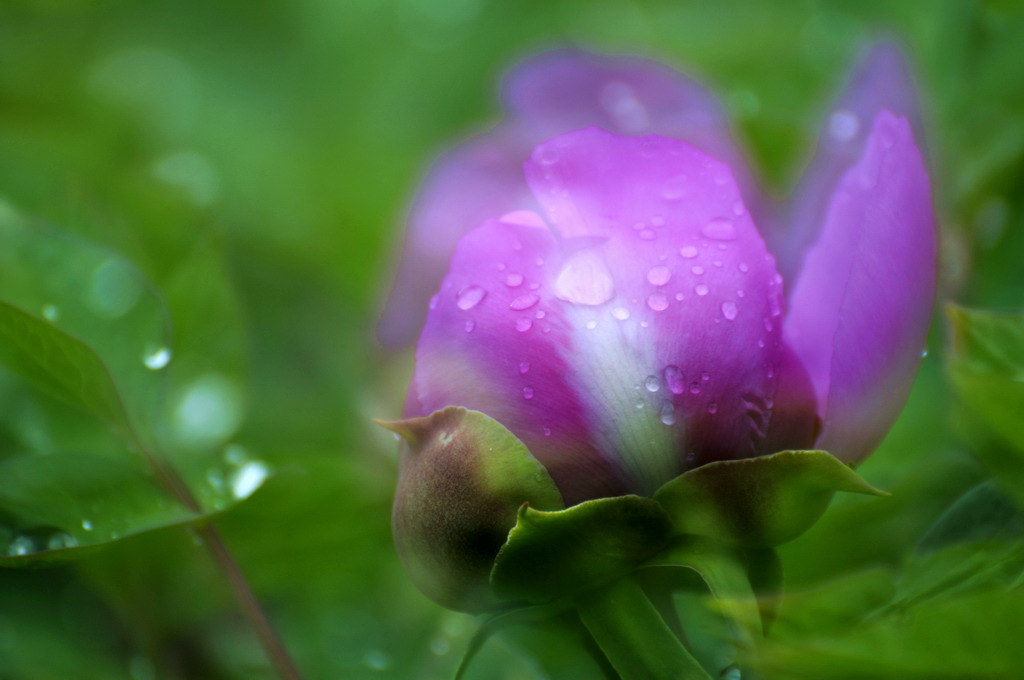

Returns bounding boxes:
[585,320,598,330]
[46,532,77,551]
[522,386,535,400]
[661,174,688,200]
[499,209,547,229]
[143,346,172,370]
[555,250,615,306]
[515,318,533,332]
[675,292,684,301]
[362,650,391,671]
[644,375,661,392]
[535,145,560,165]
[428,294,439,310]
[828,110,859,142]
[659,403,676,426]
[41,304,60,322]
[689,383,701,395]
[464,320,475,332]
[509,293,539,311]
[519,361,530,374]
[920,348,929,358]
[721,301,738,321]
[691,265,705,275]
[543,426,552,437]
[701,218,738,241]
[651,216,666,227]
[612,307,630,321]
[81,519,93,531]
[701,372,710,382]
[647,266,671,286]
[638,229,657,241]
[733,201,746,216]
[456,285,486,310]
[505,273,524,287]
[647,293,669,311]
[231,461,269,499]
[695,284,709,296]
[535,310,546,319]
[707,402,718,415]
[679,245,699,259]
[739,263,749,273]
[664,365,685,394]
[7,535,35,557]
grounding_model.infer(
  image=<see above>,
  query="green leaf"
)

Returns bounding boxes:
[0,453,195,566]
[947,305,1024,506]
[0,212,171,443]
[745,547,783,634]
[746,588,1024,679]
[641,536,763,644]
[490,495,672,605]
[654,450,887,548]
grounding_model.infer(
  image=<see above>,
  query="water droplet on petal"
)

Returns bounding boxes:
[644,375,660,392]
[691,265,705,275]
[612,307,630,321]
[535,145,560,166]
[828,110,859,142]
[555,250,615,306]
[920,348,929,358]
[428,294,440,310]
[638,229,657,241]
[707,402,718,415]
[143,347,172,370]
[659,402,676,426]
[647,293,669,311]
[733,201,746,216]
[509,293,539,311]
[701,372,710,382]
[664,365,685,394]
[679,245,699,259]
[515,318,533,332]
[647,266,671,286]
[464,320,475,332]
[522,386,535,400]
[689,383,701,395]
[519,361,530,374]
[505,273,524,287]
[456,285,487,310]
[739,263,749,273]
[661,175,688,200]
[721,301,738,320]
[695,284,709,296]
[585,320,598,330]
[701,218,737,241]
[651,216,666,227]
[81,519,94,531]
[499,210,547,229]
[543,426,552,437]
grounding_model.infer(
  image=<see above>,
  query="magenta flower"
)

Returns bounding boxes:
[384,45,936,612]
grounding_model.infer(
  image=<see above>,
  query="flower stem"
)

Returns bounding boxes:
[576,577,713,680]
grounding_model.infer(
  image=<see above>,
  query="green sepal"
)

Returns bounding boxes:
[382,407,563,613]
[744,547,783,634]
[490,495,673,605]
[640,536,763,645]
[654,450,887,548]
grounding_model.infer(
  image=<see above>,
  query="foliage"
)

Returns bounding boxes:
[0,0,1022,678]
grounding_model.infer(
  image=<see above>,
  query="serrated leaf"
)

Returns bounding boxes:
[654,450,887,548]
[490,495,672,605]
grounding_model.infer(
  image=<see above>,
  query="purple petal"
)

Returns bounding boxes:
[784,111,936,463]
[502,49,758,205]
[377,132,535,348]
[776,41,925,284]
[522,128,794,491]
[411,214,629,504]
[380,49,757,349]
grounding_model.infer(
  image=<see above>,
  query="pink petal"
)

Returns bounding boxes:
[523,128,794,491]
[784,111,936,463]
[379,49,757,349]
[777,41,925,284]
[411,214,629,504]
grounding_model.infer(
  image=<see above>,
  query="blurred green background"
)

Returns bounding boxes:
[0,0,1023,678]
